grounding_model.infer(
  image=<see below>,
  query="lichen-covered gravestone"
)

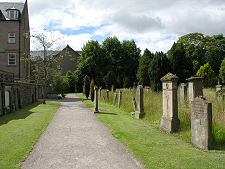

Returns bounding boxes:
[135,85,145,119]
[187,77,203,103]
[160,73,180,133]
[191,96,212,150]
[94,86,98,113]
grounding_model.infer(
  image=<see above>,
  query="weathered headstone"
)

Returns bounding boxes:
[216,85,222,92]
[118,90,122,108]
[160,73,180,133]
[0,85,2,115]
[191,96,212,150]
[179,83,187,103]
[98,87,102,99]
[145,86,150,92]
[187,77,203,103]
[111,85,114,92]
[135,85,145,119]
[106,90,109,101]
[94,86,98,113]
[112,93,117,105]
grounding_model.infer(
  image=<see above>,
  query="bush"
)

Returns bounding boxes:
[219,58,225,83]
[66,70,76,92]
[83,75,90,99]
[52,75,69,95]
[196,63,218,88]
[90,78,95,102]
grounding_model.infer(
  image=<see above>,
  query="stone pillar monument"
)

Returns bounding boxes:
[179,83,187,104]
[191,96,212,150]
[186,77,203,103]
[94,86,98,113]
[160,73,180,133]
[118,90,122,108]
[135,85,145,119]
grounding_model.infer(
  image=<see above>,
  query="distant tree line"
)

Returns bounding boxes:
[74,33,225,92]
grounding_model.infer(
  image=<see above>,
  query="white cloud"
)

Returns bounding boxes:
[1,0,225,52]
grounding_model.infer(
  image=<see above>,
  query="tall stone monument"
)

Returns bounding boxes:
[186,77,203,103]
[94,86,98,113]
[160,73,180,133]
[191,96,212,150]
[135,85,145,119]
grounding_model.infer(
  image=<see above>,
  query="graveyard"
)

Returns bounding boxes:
[76,78,225,168]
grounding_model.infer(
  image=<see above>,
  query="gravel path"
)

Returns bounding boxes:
[22,94,143,169]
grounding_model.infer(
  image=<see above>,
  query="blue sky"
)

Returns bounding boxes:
[1,0,225,52]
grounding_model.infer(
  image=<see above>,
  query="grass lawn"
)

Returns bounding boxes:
[0,101,60,169]
[77,93,225,169]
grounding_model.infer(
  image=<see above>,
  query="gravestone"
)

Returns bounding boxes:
[187,77,203,103]
[160,73,180,133]
[118,90,122,108]
[0,85,2,115]
[179,83,187,103]
[98,87,102,99]
[94,86,98,113]
[135,85,145,119]
[216,85,222,92]
[112,93,117,105]
[111,85,114,92]
[132,96,136,112]
[145,86,150,92]
[191,96,212,150]
[106,90,109,101]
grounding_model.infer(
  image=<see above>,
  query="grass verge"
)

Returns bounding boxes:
[0,101,60,169]
[77,93,225,169]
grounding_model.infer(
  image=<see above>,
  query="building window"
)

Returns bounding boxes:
[7,10,19,20]
[8,53,16,65]
[8,33,15,43]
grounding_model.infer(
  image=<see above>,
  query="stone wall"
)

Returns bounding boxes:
[0,70,43,116]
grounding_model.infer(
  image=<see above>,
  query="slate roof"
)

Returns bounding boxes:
[0,2,24,20]
[30,50,60,58]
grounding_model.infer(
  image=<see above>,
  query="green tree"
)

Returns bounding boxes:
[219,58,225,83]
[31,31,63,104]
[75,40,103,88]
[83,75,90,99]
[137,48,153,86]
[168,42,192,82]
[196,63,218,88]
[148,52,170,91]
[102,37,122,87]
[121,40,141,87]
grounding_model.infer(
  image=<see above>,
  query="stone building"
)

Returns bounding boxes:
[30,45,80,75]
[0,1,30,81]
